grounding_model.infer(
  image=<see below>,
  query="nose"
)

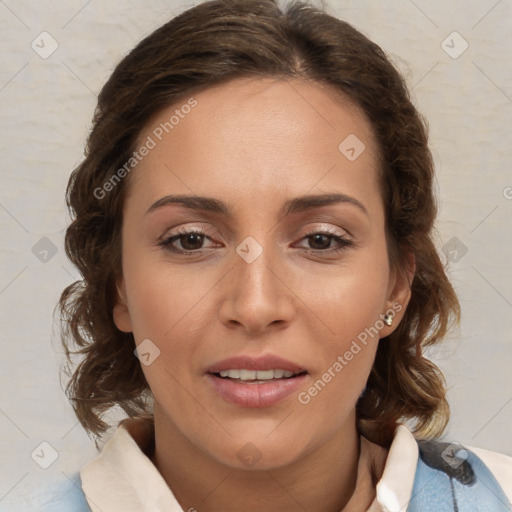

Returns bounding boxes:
[218,239,295,334]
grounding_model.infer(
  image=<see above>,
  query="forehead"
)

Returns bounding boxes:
[127,76,381,215]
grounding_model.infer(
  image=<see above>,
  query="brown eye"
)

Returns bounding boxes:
[297,231,354,253]
[307,233,335,250]
[176,232,205,251]
[158,228,216,254]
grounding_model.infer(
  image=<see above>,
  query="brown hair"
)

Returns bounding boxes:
[59,0,460,445]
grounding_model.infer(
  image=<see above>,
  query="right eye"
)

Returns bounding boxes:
[158,228,218,255]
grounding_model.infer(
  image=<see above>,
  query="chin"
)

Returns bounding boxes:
[200,429,311,471]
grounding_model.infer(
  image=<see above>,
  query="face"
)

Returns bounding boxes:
[113,76,412,469]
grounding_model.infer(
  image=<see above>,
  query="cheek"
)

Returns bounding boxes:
[122,243,204,338]
[121,248,216,389]
[297,240,390,392]
[294,270,387,429]
[301,245,390,336]
[123,228,391,355]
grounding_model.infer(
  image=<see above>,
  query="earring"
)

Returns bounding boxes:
[383,313,394,326]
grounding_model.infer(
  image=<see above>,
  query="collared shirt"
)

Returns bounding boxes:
[76,419,512,512]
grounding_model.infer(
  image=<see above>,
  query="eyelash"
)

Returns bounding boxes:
[157,227,354,256]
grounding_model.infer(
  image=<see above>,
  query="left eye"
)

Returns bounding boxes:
[158,229,353,254]
[296,232,353,252]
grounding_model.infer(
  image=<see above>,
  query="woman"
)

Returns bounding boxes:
[57,0,512,510]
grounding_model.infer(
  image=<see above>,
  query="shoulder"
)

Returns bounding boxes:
[409,437,512,511]
[466,444,512,503]
[0,472,90,512]
[43,472,90,512]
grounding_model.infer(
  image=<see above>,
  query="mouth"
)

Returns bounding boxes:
[211,368,307,383]
[205,355,309,408]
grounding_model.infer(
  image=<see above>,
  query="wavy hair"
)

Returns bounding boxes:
[58,0,460,445]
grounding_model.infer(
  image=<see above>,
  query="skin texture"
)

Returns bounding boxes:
[113,76,414,512]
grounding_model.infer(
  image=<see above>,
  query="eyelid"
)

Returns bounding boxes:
[296,223,349,238]
[158,221,349,243]
[157,224,215,243]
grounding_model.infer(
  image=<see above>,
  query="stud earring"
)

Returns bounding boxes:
[383,313,394,326]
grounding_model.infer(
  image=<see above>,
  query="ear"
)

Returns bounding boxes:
[379,251,416,338]
[113,277,133,333]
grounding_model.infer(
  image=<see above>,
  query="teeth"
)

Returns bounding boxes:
[218,369,300,380]
[240,369,256,380]
[220,369,240,378]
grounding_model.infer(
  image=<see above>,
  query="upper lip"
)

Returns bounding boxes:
[206,354,307,374]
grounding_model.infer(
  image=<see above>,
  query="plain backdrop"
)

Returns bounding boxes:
[1,0,511,508]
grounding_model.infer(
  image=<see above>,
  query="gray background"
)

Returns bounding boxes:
[1,0,511,507]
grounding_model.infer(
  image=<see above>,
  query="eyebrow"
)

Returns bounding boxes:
[145,192,369,217]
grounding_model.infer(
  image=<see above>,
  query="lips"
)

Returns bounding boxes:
[206,354,306,374]
[205,354,309,408]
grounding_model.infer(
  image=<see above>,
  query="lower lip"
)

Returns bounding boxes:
[206,373,308,408]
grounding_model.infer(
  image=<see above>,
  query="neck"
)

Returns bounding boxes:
[149,405,384,512]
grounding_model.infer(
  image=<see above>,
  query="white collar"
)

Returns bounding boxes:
[81,424,182,511]
[80,421,419,512]
[368,424,419,512]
